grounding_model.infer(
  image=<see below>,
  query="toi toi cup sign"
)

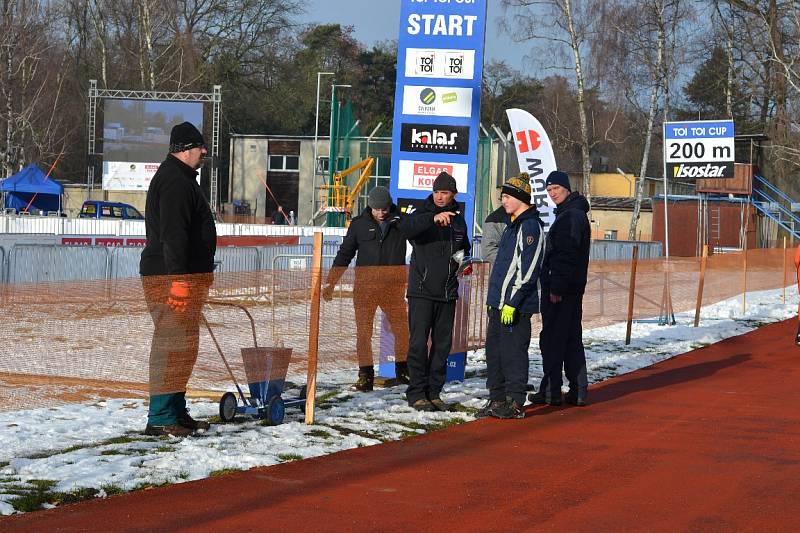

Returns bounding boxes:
[390,0,488,239]
[664,119,735,180]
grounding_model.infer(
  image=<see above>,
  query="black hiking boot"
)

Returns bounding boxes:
[476,399,506,418]
[491,398,526,419]
[411,399,436,412]
[796,322,800,346]
[394,362,410,385]
[564,391,588,407]
[527,390,562,406]
[144,424,194,437]
[351,366,374,392]
[430,397,455,412]
[178,409,211,431]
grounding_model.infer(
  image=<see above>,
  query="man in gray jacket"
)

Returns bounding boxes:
[483,203,510,265]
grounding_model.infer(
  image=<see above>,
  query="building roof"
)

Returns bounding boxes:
[591,196,652,212]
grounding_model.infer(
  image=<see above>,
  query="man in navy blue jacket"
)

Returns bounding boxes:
[530,170,591,407]
[482,173,545,419]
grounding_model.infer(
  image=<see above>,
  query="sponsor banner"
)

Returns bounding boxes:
[402,86,472,118]
[664,119,735,179]
[398,161,469,192]
[506,109,558,230]
[61,236,147,246]
[400,123,470,155]
[390,0,487,243]
[404,48,476,79]
[102,161,160,191]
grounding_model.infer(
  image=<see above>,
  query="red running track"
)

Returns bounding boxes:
[4,319,800,532]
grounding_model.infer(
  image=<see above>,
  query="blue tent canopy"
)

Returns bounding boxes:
[0,164,64,213]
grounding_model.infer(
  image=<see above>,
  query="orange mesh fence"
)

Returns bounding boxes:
[0,248,793,411]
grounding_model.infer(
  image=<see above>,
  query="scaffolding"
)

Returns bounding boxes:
[86,80,222,211]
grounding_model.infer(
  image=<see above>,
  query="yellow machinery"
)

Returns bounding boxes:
[320,157,375,227]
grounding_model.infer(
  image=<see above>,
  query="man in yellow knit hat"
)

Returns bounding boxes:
[481,172,545,419]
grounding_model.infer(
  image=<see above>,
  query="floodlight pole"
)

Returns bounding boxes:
[312,72,335,219]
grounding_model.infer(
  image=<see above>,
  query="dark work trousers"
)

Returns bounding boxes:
[353,284,409,369]
[405,297,456,405]
[538,289,588,399]
[485,307,532,406]
[142,275,211,425]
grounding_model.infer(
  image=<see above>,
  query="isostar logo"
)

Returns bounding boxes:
[400,123,470,154]
[398,160,469,192]
[672,163,730,179]
[402,86,472,118]
[405,48,475,79]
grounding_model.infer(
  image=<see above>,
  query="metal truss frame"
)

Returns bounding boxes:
[86,80,222,211]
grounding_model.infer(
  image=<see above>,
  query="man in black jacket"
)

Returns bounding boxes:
[322,186,409,391]
[529,170,591,407]
[140,121,217,437]
[398,172,471,412]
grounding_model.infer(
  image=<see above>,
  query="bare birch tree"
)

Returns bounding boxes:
[503,0,594,203]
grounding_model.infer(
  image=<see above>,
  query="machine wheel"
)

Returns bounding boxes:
[219,392,238,423]
[265,396,286,426]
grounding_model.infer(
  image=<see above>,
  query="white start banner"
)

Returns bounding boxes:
[506,108,558,231]
[397,160,469,192]
[102,161,161,191]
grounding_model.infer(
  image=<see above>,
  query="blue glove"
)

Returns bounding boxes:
[500,304,516,326]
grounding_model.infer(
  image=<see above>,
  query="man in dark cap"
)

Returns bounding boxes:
[529,170,591,407]
[323,186,410,391]
[398,171,471,412]
[140,121,216,437]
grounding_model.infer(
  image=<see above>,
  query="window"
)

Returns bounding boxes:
[81,203,96,216]
[268,154,299,172]
[603,230,618,240]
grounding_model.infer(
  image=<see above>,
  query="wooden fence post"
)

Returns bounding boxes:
[783,236,787,304]
[741,247,748,316]
[625,245,639,345]
[694,244,708,327]
[305,231,323,424]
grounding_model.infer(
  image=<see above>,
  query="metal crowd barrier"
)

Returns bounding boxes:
[590,240,662,261]
[7,244,110,283]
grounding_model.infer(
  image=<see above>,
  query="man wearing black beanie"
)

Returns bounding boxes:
[322,186,410,391]
[398,171,471,412]
[530,170,591,407]
[140,121,216,437]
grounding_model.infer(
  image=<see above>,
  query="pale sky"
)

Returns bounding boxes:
[298,0,531,72]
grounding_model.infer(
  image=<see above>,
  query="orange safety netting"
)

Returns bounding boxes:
[0,248,794,411]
